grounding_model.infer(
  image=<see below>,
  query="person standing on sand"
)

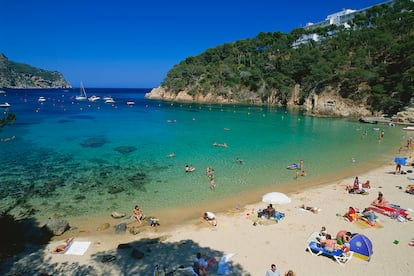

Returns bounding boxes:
[265,264,280,276]
[395,163,402,174]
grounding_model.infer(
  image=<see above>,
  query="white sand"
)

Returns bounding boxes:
[3,163,414,276]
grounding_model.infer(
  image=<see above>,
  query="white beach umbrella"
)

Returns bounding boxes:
[262,192,291,205]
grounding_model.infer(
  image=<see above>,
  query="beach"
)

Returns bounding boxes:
[3,159,414,276]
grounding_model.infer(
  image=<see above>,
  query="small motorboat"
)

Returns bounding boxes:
[127,101,135,106]
[403,126,414,131]
[0,102,11,108]
[88,95,100,102]
[38,96,46,102]
[104,97,115,104]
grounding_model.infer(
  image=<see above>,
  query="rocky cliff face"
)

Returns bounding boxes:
[146,86,373,118]
[0,54,71,89]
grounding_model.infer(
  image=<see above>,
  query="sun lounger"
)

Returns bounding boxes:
[307,241,353,265]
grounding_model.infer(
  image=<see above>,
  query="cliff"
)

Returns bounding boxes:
[0,54,71,89]
[145,85,373,117]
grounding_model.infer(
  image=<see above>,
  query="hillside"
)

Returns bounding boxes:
[146,0,414,117]
[0,54,71,89]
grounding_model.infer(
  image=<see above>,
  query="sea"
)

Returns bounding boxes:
[0,88,406,224]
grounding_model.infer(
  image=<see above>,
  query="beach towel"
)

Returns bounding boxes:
[65,241,91,255]
[354,217,383,229]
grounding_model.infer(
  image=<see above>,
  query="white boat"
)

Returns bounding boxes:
[38,96,46,102]
[127,101,135,106]
[75,82,87,101]
[403,126,414,131]
[104,97,115,104]
[0,102,11,108]
[88,95,100,102]
[0,90,6,94]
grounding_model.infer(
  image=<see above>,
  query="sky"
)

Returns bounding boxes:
[1,0,388,88]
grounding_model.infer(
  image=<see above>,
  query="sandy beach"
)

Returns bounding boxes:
[2,159,414,275]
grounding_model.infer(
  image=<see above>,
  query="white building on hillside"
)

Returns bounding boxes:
[292,1,393,47]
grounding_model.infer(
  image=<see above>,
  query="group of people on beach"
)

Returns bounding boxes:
[345,176,371,194]
[265,263,296,276]
[317,226,353,253]
[131,205,159,227]
[294,160,306,179]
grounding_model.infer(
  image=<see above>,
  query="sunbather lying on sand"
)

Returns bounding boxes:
[300,204,319,214]
[52,237,74,253]
[406,185,414,195]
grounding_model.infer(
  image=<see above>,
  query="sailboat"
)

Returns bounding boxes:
[75,82,87,101]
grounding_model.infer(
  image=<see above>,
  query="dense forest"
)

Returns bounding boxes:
[160,0,414,115]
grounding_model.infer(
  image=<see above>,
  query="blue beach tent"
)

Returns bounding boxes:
[349,234,373,261]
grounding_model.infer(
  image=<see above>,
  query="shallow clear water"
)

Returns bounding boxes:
[0,88,404,220]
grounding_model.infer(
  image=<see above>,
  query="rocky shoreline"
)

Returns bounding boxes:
[146,86,414,124]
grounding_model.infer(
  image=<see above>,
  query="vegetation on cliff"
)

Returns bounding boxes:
[0,54,71,89]
[160,0,413,115]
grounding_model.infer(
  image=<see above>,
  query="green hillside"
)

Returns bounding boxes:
[160,0,414,115]
[0,54,71,89]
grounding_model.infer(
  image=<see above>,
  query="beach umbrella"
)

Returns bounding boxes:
[262,192,291,205]
[349,234,373,261]
[394,157,407,166]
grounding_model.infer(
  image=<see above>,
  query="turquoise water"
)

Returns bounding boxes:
[0,88,404,221]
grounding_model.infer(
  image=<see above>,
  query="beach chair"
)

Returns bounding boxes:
[307,241,353,265]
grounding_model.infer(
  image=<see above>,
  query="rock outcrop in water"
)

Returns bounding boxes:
[0,53,71,89]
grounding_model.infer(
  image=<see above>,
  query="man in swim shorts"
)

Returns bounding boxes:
[336,230,352,245]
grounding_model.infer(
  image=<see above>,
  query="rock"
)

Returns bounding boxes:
[111,211,126,219]
[130,248,145,259]
[43,219,69,236]
[108,186,125,194]
[129,227,140,235]
[97,223,110,231]
[114,146,137,154]
[115,223,127,233]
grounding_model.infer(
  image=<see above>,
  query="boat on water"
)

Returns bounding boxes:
[127,101,135,106]
[403,126,414,131]
[0,102,11,108]
[88,95,100,102]
[0,90,6,94]
[38,96,46,102]
[104,97,115,104]
[75,82,88,101]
